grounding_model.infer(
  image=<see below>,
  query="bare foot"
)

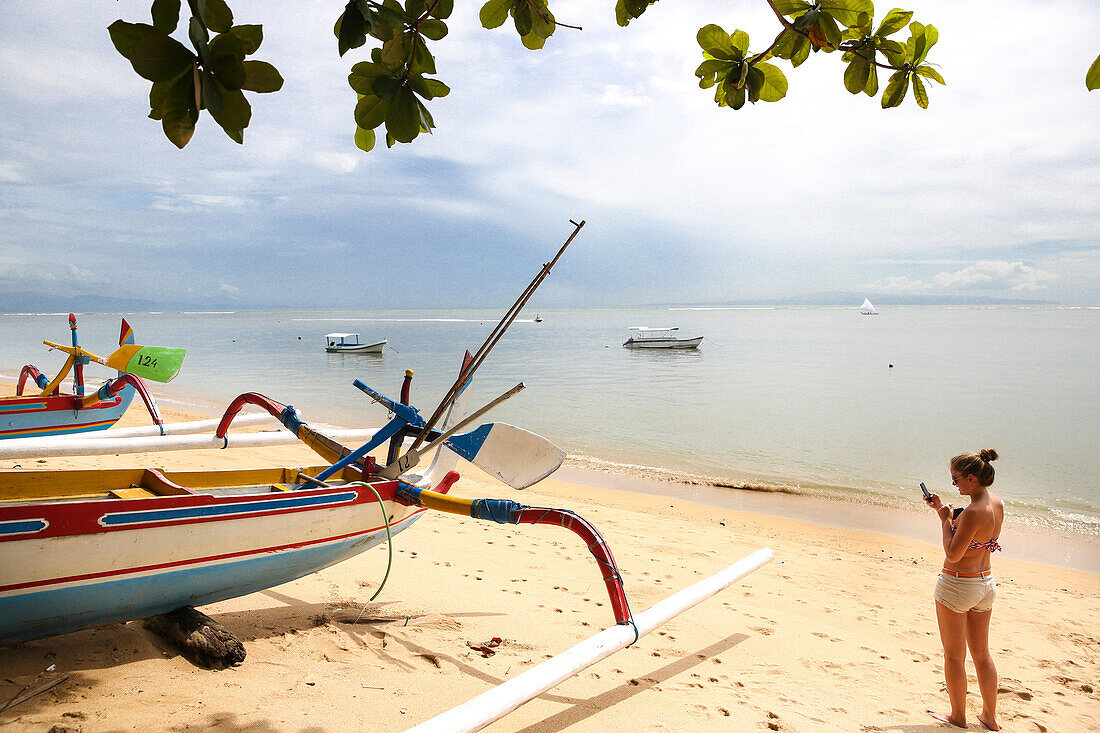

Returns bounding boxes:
[927,710,968,728]
[977,713,1000,731]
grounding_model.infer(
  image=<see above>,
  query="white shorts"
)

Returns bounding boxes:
[934,572,997,613]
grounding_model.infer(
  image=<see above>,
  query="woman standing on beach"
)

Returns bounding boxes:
[925,449,1003,731]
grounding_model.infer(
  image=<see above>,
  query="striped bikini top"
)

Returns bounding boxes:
[969,538,1002,552]
[951,524,1002,552]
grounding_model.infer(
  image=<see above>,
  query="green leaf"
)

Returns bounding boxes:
[200,0,234,33]
[874,8,912,37]
[349,62,387,94]
[1088,53,1100,91]
[914,65,945,85]
[372,75,401,102]
[229,25,263,55]
[210,52,246,90]
[161,72,199,148]
[480,0,513,30]
[241,60,283,92]
[918,24,939,64]
[408,75,449,99]
[354,125,376,152]
[730,30,749,57]
[412,40,437,73]
[149,81,170,119]
[415,97,435,132]
[521,30,547,50]
[790,35,810,67]
[773,0,812,15]
[697,25,735,57]
[907,21,925,64]
[755,62,788,102]
[130,35,195,82]
[531,4,555,39]
[514,2,533,36]
[107,21,162,60]
[881,69,908,108]
[819,0,874,29]
[406,0,427,18]
[385,86,420,143]
[151,0,181,34]
[431,0,454,20]
[817,12,843,48]
[338,6,368,56]
[419,18,448,40]
[381,35,407,66]
[879,38,907,66]
[844,56,870,94]
[210,30,247,58]
[911,73,928,108]
[207,78,251,143]
[745,66,764,103]
[730,85,747,110]
[354,93,389,129]
[189,16,210,63]
[864,62,879,96]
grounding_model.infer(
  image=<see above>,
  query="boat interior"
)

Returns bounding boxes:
[0,464,369,504]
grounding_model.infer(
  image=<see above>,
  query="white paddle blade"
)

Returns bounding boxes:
[445,423,565,489]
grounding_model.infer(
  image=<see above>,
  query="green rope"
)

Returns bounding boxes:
[357,481,394,602]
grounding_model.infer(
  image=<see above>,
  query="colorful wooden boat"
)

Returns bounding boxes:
[0,378,611,645]
[1,315,180,440]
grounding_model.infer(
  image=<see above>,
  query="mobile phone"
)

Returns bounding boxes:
[920,482,931,500]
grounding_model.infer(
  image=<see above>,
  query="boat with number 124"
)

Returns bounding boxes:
[1,315,183,440]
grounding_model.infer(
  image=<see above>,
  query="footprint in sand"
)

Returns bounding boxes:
[901,648,930,662]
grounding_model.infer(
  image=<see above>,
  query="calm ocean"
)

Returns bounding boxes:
[2,306,1097,534]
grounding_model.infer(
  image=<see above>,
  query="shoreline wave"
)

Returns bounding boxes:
[563,453,1100,536]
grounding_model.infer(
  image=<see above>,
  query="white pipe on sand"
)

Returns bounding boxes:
[0,413,279,454]
[404,547,774,733]
[0,428,380,460]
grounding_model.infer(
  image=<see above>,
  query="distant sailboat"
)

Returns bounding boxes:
[860,298,879,315]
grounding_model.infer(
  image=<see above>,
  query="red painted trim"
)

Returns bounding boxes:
[0,394,124,413]
[0,482,401,541]
[0,507,427,594]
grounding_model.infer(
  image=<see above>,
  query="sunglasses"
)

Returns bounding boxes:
[951,475,969,485]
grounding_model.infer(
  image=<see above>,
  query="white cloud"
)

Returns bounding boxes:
[870,261,1057,294]
[0,160,24,183]
[932,261,1056,292]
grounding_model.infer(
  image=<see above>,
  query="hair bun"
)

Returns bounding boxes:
[980,448,999,462]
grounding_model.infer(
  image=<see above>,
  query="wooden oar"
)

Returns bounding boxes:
[443,423,566,489]
[378,383,525,479]
[43,341,185,383]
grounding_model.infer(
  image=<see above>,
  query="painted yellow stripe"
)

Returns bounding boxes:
[415,489,474,517]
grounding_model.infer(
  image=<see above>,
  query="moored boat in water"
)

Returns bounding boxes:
[622,326,703,349]
[325,333,386,353]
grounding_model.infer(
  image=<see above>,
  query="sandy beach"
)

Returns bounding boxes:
[1,393,1097,732]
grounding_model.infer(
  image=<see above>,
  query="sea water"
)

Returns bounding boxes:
[1,306,1097,534]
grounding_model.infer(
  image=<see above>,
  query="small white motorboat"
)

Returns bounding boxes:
[622,327,703,350]
[325,333,387,353]
[860,298,879,315]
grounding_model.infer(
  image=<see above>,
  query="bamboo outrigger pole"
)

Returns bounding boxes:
[404,548,775,733]
[406,219,585,455]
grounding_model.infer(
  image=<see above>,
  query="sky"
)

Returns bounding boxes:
[1,1,1098,309]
